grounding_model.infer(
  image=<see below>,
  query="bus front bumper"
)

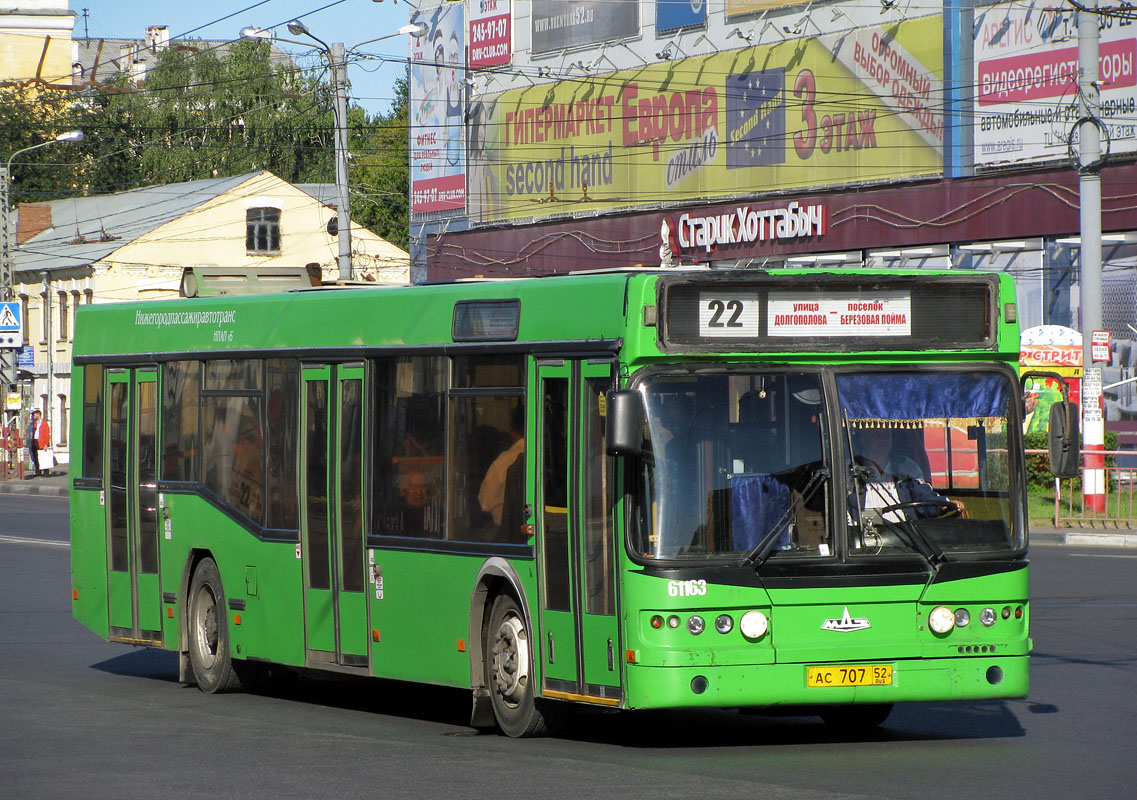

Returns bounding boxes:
[621,654,1028,710]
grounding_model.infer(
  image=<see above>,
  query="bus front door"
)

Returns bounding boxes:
[105,367,163,645]
[300,364,369,670]
[536,360,621,705]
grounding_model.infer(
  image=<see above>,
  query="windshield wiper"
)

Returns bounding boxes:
[855,473,946,565]
[741,467,830,569]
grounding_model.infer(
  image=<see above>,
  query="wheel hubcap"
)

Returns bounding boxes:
[491,613,529,708]
[193,586,219,669]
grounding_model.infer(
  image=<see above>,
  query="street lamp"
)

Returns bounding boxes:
[1,130,84,390]
[240,22,426,282]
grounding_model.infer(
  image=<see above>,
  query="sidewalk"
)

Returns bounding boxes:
[1,475,1133,546]
[0,470,69,497]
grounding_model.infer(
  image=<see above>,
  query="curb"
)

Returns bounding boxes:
[0,475,69,498]
[1064,531,1137,548]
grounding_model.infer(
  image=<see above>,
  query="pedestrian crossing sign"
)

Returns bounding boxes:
[0,301,22,348]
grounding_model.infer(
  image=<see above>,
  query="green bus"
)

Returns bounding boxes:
[70,269,1034,736]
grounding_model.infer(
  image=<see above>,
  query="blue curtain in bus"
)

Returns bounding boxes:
[836,373,1008,422]
[731,474,791,552]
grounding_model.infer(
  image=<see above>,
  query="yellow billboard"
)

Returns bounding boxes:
[467,15,944,224]
[725,0,800,18]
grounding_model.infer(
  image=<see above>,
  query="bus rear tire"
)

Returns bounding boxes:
[188,557,244,694]
[484,594,552,737]
[819,703,893,730]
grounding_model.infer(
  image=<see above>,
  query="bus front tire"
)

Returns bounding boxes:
[484,594,552,737]
[188,557,244,694]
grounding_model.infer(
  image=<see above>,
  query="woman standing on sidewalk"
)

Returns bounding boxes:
[26,410,49,478]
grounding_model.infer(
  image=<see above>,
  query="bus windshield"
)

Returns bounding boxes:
[632,370,832,561]
[839,370,1022,559]
[630,368,1022,562]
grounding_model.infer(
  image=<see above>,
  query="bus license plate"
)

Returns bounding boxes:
[807,665,893,688]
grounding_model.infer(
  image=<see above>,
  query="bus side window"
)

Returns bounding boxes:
[373,356,446,539]
[162,360,200,483]
[82,363,104,479]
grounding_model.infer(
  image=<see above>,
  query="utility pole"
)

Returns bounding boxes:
[1,164,14,390]
[1077,2,1106,512]
[330,41,353,283]
[240,22,424,284]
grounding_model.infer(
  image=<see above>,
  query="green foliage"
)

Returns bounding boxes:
[0,87,87,207]
[350,71,410,250]
[87,40,335,187]
[5,45,411,249]
[1023,430,1119,492]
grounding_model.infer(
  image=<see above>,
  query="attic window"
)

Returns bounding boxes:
[246,207,281,254]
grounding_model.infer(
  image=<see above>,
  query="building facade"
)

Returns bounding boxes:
[0,0,75,89]
[407,1,1137,421]
[9,170,410,463]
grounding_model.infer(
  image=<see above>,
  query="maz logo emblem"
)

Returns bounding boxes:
[821,607,871,632]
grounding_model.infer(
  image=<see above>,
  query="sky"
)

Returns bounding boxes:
[72,0,417,114]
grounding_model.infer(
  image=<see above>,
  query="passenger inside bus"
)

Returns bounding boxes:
[848,426,967,523]
[477,405,525,541]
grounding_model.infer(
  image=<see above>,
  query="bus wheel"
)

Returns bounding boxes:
[188,557,243,694]
[819,703,893,730]
[485,594,549,737]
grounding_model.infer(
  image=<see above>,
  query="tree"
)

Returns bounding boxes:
[0,86,87,208]
[83,40,335,189]
[350,70,410,250]
[5,43,411,251]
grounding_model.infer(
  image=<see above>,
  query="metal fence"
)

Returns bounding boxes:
[1039,449,1137,528]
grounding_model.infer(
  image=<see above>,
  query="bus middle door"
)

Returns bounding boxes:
[300,363,368,670]
[536,359,621,706]
[105,367,163,645]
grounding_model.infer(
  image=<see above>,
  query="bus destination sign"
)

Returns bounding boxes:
[661,275,995,352]
[767,291,911,338]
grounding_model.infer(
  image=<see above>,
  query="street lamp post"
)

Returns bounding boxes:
[1,130,84,390]
[240,21,426,283]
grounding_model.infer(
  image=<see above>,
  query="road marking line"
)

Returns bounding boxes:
[1069,552,1137,559]
[0,534,69,548]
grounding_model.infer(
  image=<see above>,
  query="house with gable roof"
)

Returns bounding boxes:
[8,169,409,463]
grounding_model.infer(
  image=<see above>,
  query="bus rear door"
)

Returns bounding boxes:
[536,360,621,705]
[300,363,368,670]
[105,367,163,645]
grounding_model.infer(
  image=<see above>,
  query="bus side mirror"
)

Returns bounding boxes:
[1048,400,1081,478]
[606,390,643,456]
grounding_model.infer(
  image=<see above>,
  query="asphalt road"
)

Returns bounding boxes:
[1,493,1135,799]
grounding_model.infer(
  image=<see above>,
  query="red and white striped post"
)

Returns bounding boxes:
[1082,365,1105,513]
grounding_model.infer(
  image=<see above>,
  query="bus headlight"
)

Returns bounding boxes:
[980,607,997,627]
[739,610,769,640]
[929,605,955,634]
[715,614,734,634]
